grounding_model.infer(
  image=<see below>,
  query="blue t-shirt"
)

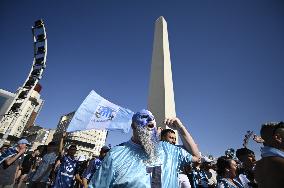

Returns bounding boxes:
[89,140,193,188]
[52,155,78,188]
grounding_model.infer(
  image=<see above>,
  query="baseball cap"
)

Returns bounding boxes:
[132,109,155,127]
[101,146,110,152]
[17,139,31,146]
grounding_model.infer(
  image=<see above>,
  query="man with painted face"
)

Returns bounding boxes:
[89,109,200,188]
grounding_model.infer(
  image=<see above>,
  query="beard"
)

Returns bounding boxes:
[136,126,160,164]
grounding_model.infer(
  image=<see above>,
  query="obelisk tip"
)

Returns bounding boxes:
[156,16,167,24]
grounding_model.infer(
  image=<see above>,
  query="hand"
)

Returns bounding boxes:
[157,127,163,135]
[253,134,264,143]
[192,156,201,163]
[164,117,183,129]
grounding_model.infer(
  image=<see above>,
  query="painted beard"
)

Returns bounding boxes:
[136,125,160,164]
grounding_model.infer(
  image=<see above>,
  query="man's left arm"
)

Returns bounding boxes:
[164,117,201,162]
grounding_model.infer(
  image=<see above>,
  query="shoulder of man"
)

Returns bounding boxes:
[160,141,182,151]
[256,156,284,187]
[102,142,134,161]
[256,156,284,167]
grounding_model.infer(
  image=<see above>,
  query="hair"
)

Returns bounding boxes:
[260,122,284,145]
[68,144,77,149]
[38,145,48,157]
[160,129,175,140]
[47,141,57,147]
[216,156,233,177]
[236,148,254,160]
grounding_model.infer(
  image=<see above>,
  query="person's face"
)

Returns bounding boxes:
[140,119,156,132]
[133,116,159,163]
[133,118,157,141]
[100,151,108,159]
[134,112,156,131]
[240,153,256,169]
[202,162,212,170]
[18,143,27,150]
[34,150,40,156]
[227,160,238,178]
[165,132,176,145]
[68,147,77,156]
[274,128,284,149]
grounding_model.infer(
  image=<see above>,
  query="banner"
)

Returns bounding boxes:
[67,90,134,133]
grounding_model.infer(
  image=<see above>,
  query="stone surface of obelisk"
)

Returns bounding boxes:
[148,16,176,130]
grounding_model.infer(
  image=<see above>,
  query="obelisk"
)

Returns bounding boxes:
[148,16,176,130]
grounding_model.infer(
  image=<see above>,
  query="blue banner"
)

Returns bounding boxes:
[67,90,134,133]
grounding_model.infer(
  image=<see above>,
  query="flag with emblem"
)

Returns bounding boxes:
[67,90,134,133]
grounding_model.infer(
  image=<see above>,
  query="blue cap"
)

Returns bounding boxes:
[17,139,31,146]
[132,109,155,127]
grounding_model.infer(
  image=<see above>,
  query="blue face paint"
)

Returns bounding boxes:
[132,109,155,127]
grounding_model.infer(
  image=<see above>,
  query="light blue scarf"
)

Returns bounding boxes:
[261,146,284,158]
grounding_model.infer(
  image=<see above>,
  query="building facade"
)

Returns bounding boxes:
[0,86,44,141]
[53,112,108,159]
[23,125,55,151]
[0,89,16,117]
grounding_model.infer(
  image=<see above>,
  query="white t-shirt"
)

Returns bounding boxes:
[239,174,251,188]
[179,173,191,188]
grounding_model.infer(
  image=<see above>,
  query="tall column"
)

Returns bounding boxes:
[148,16,176,130]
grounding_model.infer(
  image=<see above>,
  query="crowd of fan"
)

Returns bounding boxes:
[0,136,110,188]
[0,110,283,188]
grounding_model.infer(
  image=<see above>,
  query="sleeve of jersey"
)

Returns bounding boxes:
[178,147,193,167]
[172,146,192,166]
[89,153,115,188]
[161,142,193,168]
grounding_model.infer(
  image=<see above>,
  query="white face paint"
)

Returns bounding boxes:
[136,122,160,164]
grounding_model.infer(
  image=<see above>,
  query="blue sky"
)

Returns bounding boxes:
[0,0,283,158]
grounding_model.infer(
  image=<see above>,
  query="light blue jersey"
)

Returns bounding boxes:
[89,140,193,188]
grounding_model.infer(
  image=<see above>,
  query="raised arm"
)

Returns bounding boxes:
[58,132,67,155]
[5,147,26,166]
[164,117,201,161]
